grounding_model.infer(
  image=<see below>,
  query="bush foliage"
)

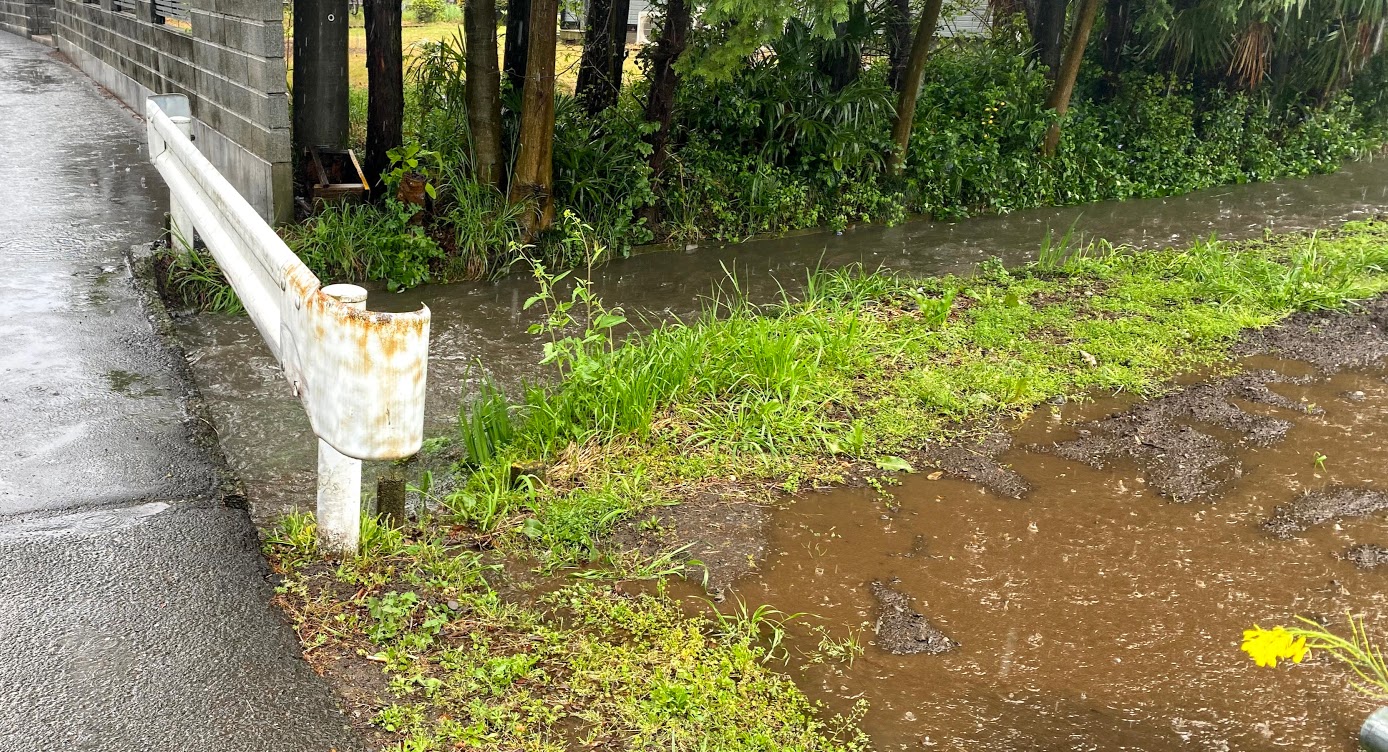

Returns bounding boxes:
[273,24,1387,293]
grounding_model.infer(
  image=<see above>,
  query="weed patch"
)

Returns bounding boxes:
[267,515,868,751]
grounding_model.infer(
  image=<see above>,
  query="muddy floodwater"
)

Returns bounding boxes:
[176,156,1388,521]
[169,157,1388,748]
[727,357,1388,750]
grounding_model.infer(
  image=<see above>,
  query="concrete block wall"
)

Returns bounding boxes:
[0,0,55,37]
[52,0,291,222]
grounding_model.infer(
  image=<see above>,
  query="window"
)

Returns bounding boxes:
[154,0,190,26]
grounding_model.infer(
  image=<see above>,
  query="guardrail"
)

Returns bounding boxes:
[145,94,431,555]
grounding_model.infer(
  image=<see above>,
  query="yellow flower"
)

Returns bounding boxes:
[1288,635,1309,663]
[1242,625,1310,668]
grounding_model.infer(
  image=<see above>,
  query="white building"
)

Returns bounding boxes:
[940,1,990,38]
[561,0,649,33]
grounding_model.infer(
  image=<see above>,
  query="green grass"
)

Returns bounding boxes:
[267,514,868,752]
[160,245,245,314]
[442,221,1388,565]
[267,220,1388,751]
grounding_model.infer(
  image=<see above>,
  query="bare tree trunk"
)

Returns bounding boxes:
[1099,0,1130,95]
[503,0,531,92]
[465,0,504,187]
[639,0,691,228]
[363,0,403,192]
[576,0,631,114]
[1027,0,1066,80]
[887,0,946,175]
[818,3,865,92]
[509,0,559,237]
[1042,0,1101,155]
[606,0,632,96]
[886,0,912,92]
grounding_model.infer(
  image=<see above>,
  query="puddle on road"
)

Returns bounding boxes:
[722,362,1388,750]
[104,368,166,398]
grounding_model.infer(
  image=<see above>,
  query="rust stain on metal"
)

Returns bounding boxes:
[284,284,431,461]
[149,94,433,551]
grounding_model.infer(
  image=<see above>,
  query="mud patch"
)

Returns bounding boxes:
[1035,371,1313,501]
[1346,544,1388,569]
[1236,297,1388,372]
[869,580,957,655]
[314,654,396,745]
[916,433,1030,499]
[1263,487,1388,538]
[610,491,768,591]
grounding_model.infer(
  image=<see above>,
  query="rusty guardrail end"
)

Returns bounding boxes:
[292,285,431,462]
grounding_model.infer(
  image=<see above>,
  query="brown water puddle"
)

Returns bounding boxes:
[718,363,1388,750]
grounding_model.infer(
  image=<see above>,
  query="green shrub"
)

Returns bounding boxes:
[264,20,1383,297]
[282,199,444,292]
[410,0,444,24]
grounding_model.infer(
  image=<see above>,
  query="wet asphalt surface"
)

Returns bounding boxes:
[0,34,361,751]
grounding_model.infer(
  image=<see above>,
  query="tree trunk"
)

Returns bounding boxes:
[886,0,912,92]
[1042,0,1101,156]
[1099,0,1130,95]
[294,0,349,173]
[509,0,559,237]
[818,4,864,93]
[465,0,504,187]
[576,0,631,114]
[503,0,531,92]
[606,0,632,98]
[639,0,691,227]
[363,0,403,193]
[1026,0,1066,80]
[887,0,946,175]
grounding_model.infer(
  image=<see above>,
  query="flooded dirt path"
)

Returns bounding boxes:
[177,157,1388,521]
[726,358,1388,750]
[163,140,1388,746]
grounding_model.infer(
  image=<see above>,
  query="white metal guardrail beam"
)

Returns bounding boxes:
[145,94,431,555]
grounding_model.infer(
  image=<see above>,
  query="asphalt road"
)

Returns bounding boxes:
[0,33,361,752]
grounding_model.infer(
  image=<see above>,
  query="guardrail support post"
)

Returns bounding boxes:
[147,96,431,558]
[167,115,195,255]
[316,283,370,556]
[316,439,361,555]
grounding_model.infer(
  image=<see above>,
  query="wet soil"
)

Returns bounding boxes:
[1036,370,1316,501]
[612,490,770,592]
[871,580,959,656]
[1264,487,1388,539]
[1033,296,1388,503]
[1346,544,1388,569]
[917,433,1030,499]
[713,340,1388,749]
[1236,297,1388,371]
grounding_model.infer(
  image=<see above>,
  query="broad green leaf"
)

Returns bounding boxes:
[875,456,914,473]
